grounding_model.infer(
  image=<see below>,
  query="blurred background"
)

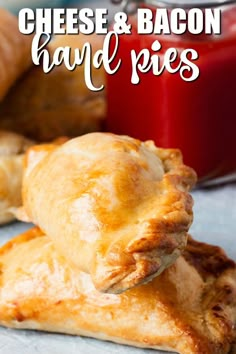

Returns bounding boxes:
[0,0,117,14]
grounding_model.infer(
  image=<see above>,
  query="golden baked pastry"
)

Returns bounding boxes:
[19,133,197,293]
[0,34,105,141]
[0,9,32,101]
[0,228,235,354]
[0,130,34,224]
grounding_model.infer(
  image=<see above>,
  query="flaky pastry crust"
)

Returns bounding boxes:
[0,228,235,354]
[19,133,197,293]
[0,130,33,224]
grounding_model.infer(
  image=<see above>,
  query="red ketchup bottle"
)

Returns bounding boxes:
[107,0,236,182]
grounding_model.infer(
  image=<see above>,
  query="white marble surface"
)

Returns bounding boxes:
[191,183,236,260]
[0,183,235,353]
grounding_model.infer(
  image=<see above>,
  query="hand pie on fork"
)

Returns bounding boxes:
[19,133,197,293]
[0,228,235,354]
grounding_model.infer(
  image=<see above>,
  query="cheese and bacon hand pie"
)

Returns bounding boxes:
[0,34,105,141]
[0,9,32,101]
[0,130,34,224]
[18,133,197,293]
[0,228,235,354]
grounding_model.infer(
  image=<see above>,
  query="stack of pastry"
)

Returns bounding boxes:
[0,133,235,354]
[0,8,234,354]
